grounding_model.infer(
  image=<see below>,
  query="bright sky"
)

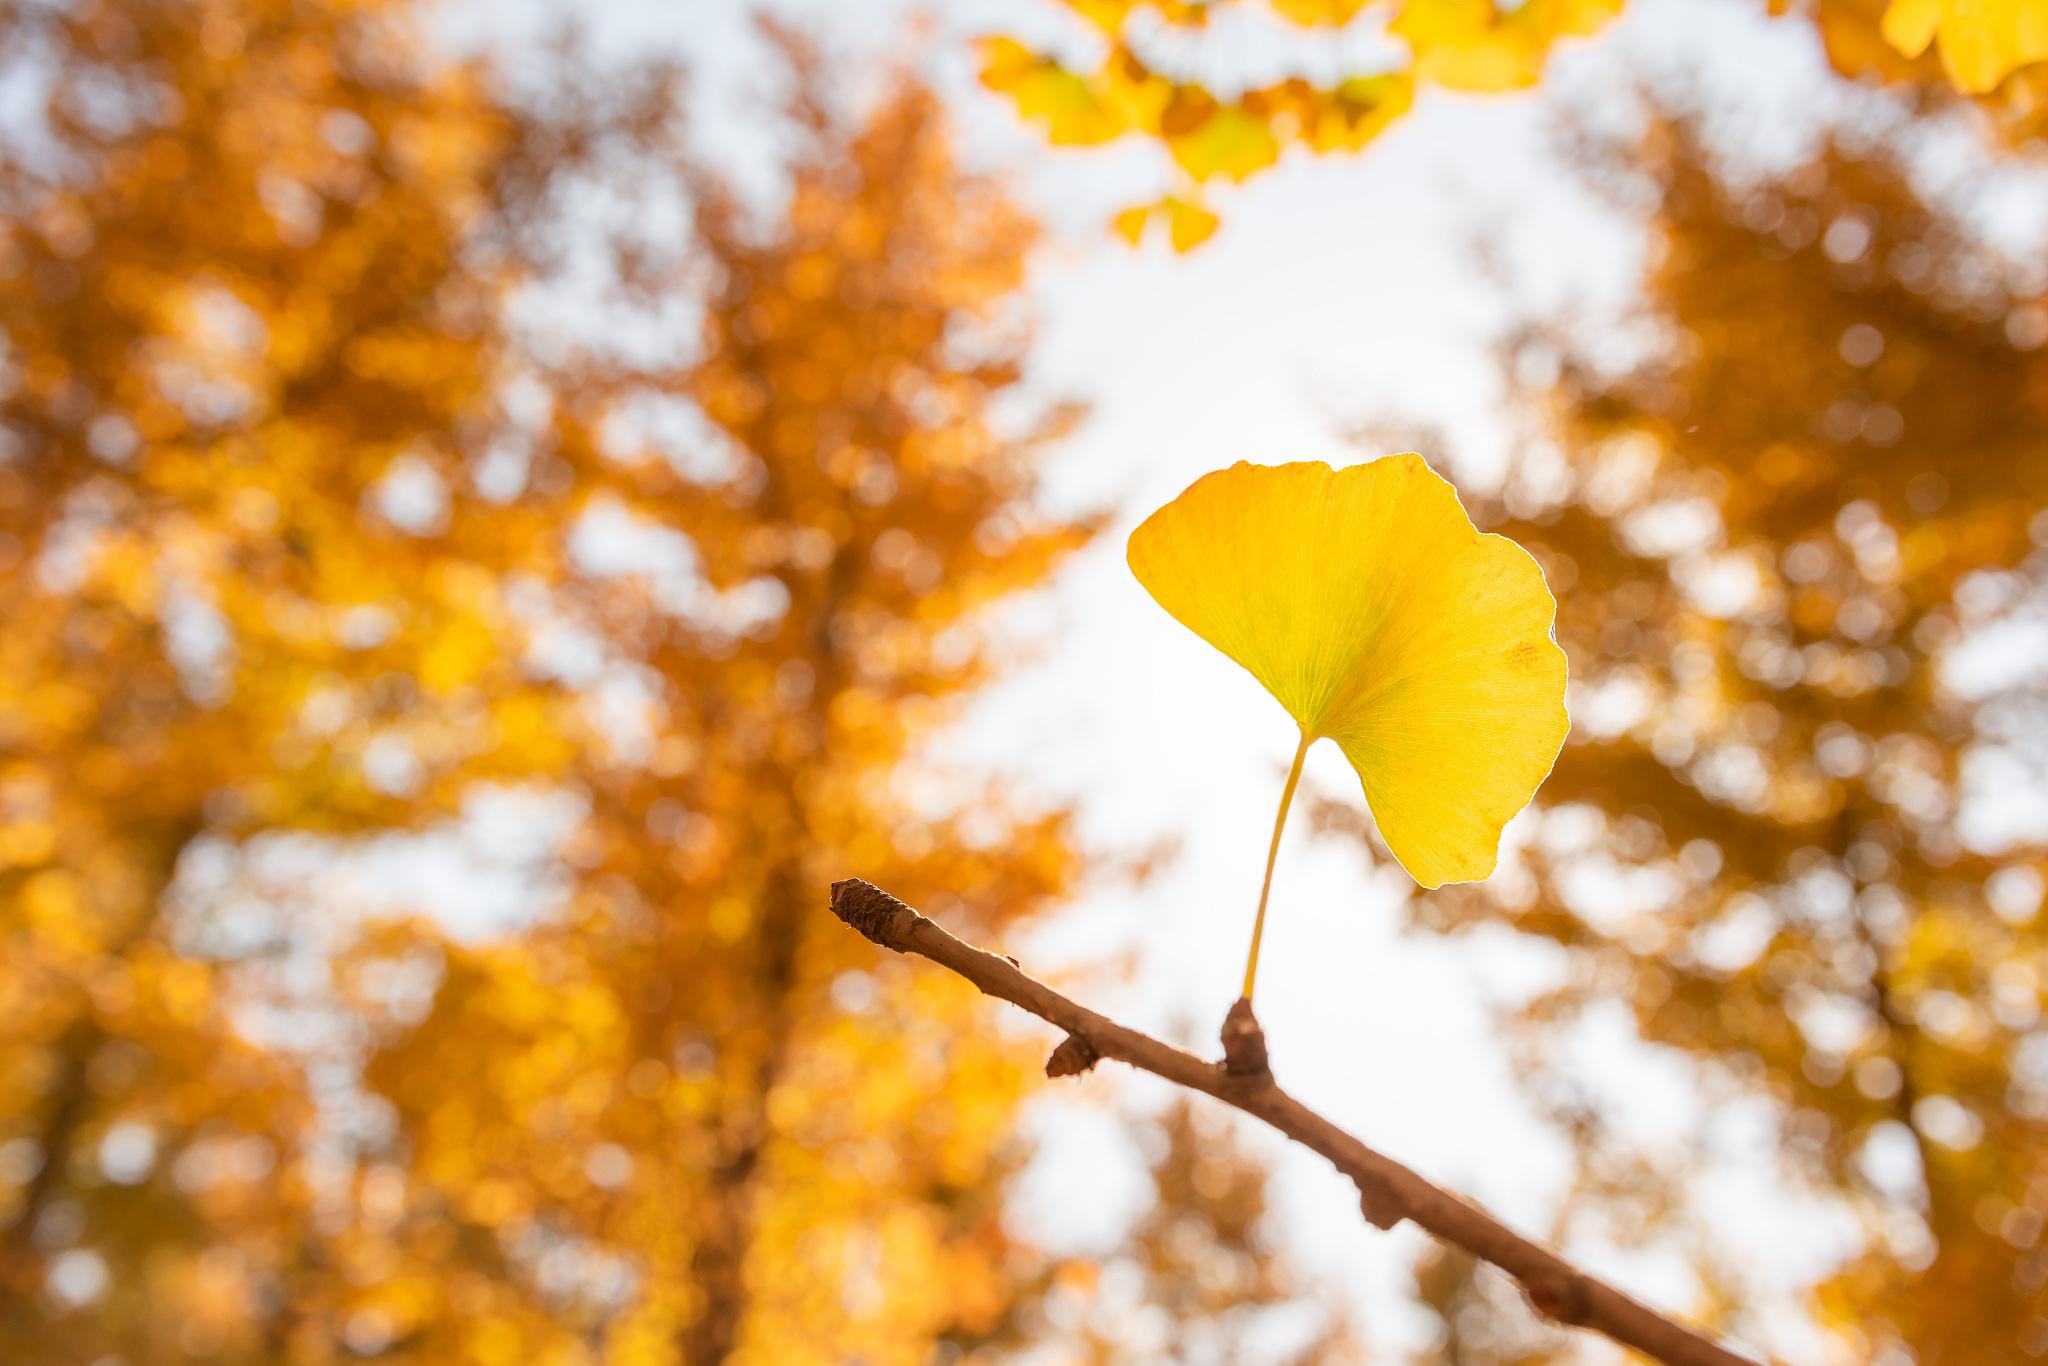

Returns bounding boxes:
[436,0,1943,1358]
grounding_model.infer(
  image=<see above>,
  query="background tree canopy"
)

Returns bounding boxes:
[1424,104,2048,1361]
[2,0,2044,1363]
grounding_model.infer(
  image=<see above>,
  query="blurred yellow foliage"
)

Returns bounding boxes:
[1392,0,1624,90]
[0,3,1362,1362]
[1403,110,2048,1361]
[978,0,1619,245]
[0,0,567,1353]
[990,0,2048,243]
[1878,0,2048,91]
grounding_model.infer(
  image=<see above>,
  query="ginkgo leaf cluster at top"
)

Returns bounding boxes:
[983,0,2048,249]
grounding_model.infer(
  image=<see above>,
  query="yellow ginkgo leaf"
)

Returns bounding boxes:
[1880,0,2048,92]
[1112,203,1153,245]
[978,38,1128,146]
[1164,196,1220,252]
[1166,107,1281,183]
[1127,455,1568,994]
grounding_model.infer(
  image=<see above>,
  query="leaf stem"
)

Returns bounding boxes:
[1243,729,1312,1002]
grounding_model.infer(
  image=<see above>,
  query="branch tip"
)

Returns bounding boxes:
[829,877,918,950]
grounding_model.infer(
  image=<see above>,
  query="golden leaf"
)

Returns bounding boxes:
[1166,107,1281,181]
[1882,0,2048,90]
[1112,203,1153,245]
[1127,456,1568,989]
[1165,196,1220,251]
[978,38,1127,145]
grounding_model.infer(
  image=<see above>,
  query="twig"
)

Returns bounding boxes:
[828,879,1764,1366]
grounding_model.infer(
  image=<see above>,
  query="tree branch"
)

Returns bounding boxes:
[828,879,1765,1366]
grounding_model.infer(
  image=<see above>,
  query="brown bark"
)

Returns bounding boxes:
[828,878,1769,1366]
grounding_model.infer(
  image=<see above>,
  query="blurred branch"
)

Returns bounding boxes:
[827,879,1764,1366]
